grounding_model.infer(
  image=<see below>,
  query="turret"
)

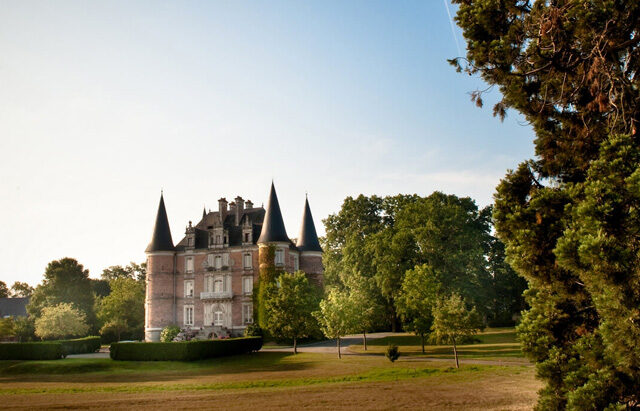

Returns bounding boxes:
[296,195,324,287]
[145,193,177,342]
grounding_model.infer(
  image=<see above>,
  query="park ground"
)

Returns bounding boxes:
[0,328,541,410]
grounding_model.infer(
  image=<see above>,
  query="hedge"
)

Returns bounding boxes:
[110,336,263,361]
[60,336,101,356]
[0,342,64,360]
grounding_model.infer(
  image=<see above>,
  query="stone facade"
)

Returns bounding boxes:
[145,185,323,342]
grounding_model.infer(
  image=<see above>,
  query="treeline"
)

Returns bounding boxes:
[322,192,526,333]
[0,259,145,343]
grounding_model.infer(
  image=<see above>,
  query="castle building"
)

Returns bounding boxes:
[144,182,323,342]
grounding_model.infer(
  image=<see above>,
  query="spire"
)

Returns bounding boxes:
[145,193,175,252]
[258,182,289,243]
[296,196,322,252]
[203,206,207,220]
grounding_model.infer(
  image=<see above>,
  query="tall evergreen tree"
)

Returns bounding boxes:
[452,0,640,407]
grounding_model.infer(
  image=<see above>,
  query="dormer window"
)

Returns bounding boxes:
[244,233,250,243]
[188,237,194,247]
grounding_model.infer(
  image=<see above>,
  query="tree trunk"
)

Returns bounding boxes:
[363,331,367,351]
[293,337,297,354]
[453,338,459,368]
[337,337,342,359]
[420,333,425,354]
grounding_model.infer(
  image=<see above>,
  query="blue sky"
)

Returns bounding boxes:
[0,1,535,287]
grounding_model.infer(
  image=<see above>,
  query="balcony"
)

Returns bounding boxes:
[200,291,233,300]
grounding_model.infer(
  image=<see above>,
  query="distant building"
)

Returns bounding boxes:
[0,297,30,318]
[144,182,323,342]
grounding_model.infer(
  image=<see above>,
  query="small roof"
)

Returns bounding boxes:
[146,193,175,252]
[296,196,322,252]
[0,297,29,318]
[257,182,290,243]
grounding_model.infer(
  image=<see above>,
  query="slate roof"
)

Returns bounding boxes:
[146,194,176,252]
[296,197,323,252]
[0,297,29,318]
[257,182,290,244]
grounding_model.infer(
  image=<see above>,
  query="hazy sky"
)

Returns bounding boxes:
[0,1,535,287]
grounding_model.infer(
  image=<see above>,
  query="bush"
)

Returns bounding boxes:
[385,344,400,363]
[160,325,181,342]
[59,336,101,356]
[244,324,263,338]
[110,336,263,361]
[0,342,64,360]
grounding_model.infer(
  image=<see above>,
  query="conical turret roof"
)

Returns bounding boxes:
[258,182,289,243]
[145,193,175,253]
[296,196,322,252]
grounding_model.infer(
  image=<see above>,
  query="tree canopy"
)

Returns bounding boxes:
[34,302,89,340]
[452,0,640,407]
[97,277,145,341]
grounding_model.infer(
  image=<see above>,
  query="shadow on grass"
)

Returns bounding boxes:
[0,352,313,383]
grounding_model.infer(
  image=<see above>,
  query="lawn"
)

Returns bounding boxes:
[0,329,540,409]
[349,328,525,362]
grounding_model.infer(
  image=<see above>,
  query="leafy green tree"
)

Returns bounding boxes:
[314,289,359,359]
[264,272,319,354]
[431,293,483,369]
[28,258,96,330]
[90,279,111,298]
[452,0,640,407]
[344,273,385,350]
[34,303,89,340]
[0,317,14,339]
[13,316,36,342]
[396,264,440,353]
[10,282,34,298]
[0,281,8,298]
[486,238,527,326]
[101,262,146,283]
[97,277,145,341]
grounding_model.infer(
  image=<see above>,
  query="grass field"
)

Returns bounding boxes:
[0,328,540,410]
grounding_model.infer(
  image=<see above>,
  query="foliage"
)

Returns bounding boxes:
[0,341,63,360]
[12,316,35,342]
[244,323,264,338]
[28,258,96,331]
[101,262,146,283]
[396,264,440,353]
[160,325,181,343]
[0,317,15,339]
[0,281,8,298]
[263,272,319,353]
[432,294,483,368]
[59,336,101,356]
[10,282,33,298]
[314,288,360,358]
[90,279,111,298]
[34,303,89,340]
[486,238,527,326]
[97,277,145,341]
[257,244,281,329]
[109,337,263,361]
[452,0,640,407]
[385,344,400,363]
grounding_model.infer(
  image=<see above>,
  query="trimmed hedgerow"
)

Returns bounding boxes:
[59,336,101,356]
[110,337,263,361]
[0,342,64,360]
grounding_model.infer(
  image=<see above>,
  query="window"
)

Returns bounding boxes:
[216,235,221,245]
[293,254,299,271]
[243,276,253,294]
[243,303,253,325]
[244,233,250,243]
[207,254,214,267]
[214,276,224,293]
[222,253,229,267]
[243,253,252,269]
[275,249,284,266]
[215,255,222,269]
[184,280,194,298]
[184,306,194,326]
[206,276,214,292]
[186,257,194,273]
[214,311,223,326]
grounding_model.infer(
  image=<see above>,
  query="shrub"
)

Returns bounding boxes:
[0,342,63,360]
[59,336,101,356]
[110,336,263,361]
[160,325,181,342]
[244,324,263,338]
[385,344,400,363]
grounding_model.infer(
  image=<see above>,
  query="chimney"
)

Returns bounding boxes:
[245,200,253,209]
[218,198,228,218]
[235,196,244,225]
